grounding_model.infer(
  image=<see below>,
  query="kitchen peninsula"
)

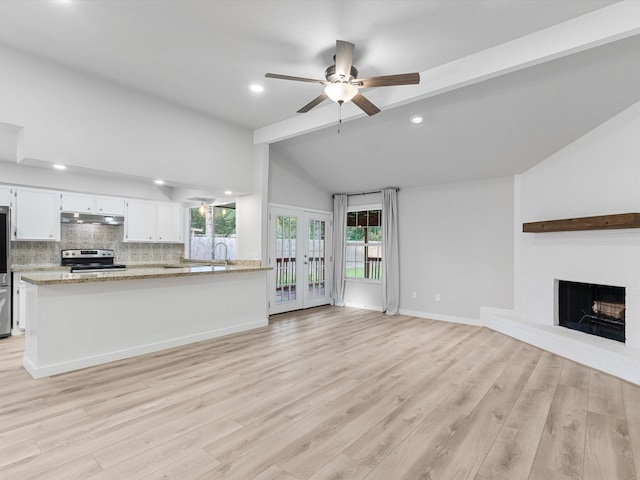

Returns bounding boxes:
[20,264,271,378]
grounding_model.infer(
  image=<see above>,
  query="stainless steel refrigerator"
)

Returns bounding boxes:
[0,206,10,338]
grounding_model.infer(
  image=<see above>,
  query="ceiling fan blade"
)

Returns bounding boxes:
[357,73,420,88]
[351,93,380,116]
[265,73,326,85]
[297,92,328,113]
[335,40,355,78]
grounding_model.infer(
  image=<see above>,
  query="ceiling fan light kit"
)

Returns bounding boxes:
[324,82,358,104]
[266,40,420,117]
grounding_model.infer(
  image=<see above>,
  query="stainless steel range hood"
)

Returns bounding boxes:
[61,212,124,226]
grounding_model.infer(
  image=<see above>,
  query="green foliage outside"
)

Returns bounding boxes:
[345,266,366,278]
[190,208,206,233]
[190,206,236,237]
[214,207,236,237]
[276,215,297,239]
[346,226,381,242]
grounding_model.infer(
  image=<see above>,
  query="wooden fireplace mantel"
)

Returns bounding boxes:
[523,213,640,233]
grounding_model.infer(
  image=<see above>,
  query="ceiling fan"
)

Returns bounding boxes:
[265,40,420,116]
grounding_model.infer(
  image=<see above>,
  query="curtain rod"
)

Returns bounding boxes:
[332,187,399,198]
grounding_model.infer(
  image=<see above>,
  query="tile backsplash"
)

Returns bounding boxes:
[11,224,183,267]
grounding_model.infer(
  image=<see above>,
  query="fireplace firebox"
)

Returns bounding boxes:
[557,280,625,343]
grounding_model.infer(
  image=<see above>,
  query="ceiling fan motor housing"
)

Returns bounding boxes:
[325,64,359,83]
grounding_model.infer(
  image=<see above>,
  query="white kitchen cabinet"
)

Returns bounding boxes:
[156,203,183,243]
[61,193,125,215]
[95,196,125,215]
[61,193,94,213]
[0,186,12,206]
[125,200,183,243]
[125,200,157,242]
[11,280,20,334]
[11,272,37,334]
[14,188,60,241]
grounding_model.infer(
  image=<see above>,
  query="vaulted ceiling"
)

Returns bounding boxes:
[271,33,640,193]
[0,0,638,194]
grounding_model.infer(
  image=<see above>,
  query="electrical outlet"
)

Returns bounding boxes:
[435,293,441,302]
[412,291,417,299]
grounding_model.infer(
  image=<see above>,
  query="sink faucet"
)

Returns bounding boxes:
[212,242,228,265]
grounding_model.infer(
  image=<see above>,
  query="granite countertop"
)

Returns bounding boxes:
[11,265,69,272]
[12,258,260,273]
[20,264,271,286]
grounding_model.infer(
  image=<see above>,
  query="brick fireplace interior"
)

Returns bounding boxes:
[557,279,625,343]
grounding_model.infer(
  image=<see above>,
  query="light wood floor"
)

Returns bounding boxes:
[1,306,639,480]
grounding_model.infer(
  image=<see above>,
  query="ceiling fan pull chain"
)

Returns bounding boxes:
[338,100,342,134]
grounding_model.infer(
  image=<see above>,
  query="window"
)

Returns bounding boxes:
[345,208,382,280]
[189,203,236,261]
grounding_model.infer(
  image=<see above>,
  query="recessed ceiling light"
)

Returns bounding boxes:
[249,84,264,93]
[224,190,233,195]
[410,115,423,124]
[53,164,67,170]
[154,179,165,185]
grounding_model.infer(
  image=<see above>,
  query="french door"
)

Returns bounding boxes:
[268,206,332,315]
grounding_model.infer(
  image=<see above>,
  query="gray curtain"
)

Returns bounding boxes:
[331,194,348,306]
[382,188,400,315]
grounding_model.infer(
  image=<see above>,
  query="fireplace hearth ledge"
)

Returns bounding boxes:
[481,307,640,386]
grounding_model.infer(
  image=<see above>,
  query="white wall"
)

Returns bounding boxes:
[0,45,254,194]
[399,177,514,322]
[266,168,515,319]
[237,144,269,262]
[518,99,640,349]
[268,149,332,212]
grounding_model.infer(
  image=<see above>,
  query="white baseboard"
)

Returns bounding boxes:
[22,319,268,379]
[398,309,482,326]
[344,302,384,312]
[482,307,640,385]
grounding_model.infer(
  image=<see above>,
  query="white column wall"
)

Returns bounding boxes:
[237,143,269,263]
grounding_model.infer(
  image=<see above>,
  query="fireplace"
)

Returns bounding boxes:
[557,280,625,343]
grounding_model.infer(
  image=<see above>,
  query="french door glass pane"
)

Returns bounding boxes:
[307,219,326,299]
[275,215,297,304]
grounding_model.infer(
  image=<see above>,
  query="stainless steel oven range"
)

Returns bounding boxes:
[61,249,127,273]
